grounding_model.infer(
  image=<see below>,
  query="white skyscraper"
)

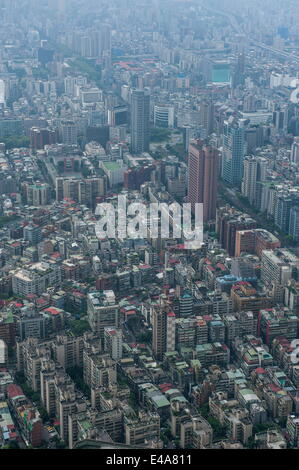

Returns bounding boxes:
[0,79,5,105]
[291,137,299,164]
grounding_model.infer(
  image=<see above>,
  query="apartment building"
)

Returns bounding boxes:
[12,261,61,296]
[87,291,119,344]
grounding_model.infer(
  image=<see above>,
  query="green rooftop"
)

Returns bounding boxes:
[103,161,122,171]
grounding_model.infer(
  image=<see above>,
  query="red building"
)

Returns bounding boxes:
[187,140,219,222]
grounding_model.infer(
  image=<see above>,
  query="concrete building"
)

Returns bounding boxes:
[87,291,119,344]
[12,261,61,296]
[261,249,299,287]
[0,339,7,366]
[131,89,150,154]
[104,327,123,361]
[124,411,160,446]
[187,140,219,222]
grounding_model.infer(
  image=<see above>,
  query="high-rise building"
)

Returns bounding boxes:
[241,156,258,205]
[289,206,299,242]
[241,156,268,209]
[258,308,298,346]
[187,140,219,222]
[291,137,299,164]
[100,24,112,58]
[182,125,193,153]
[222,117,246,187]
[152,305,167,361]
[104,327,123,361]
[274,195,293,233]
[232,53,245,87]
[216,206,257,256]
[200,100,214,137]
[261,249,299,286]
[61,121,78,145]
[87,291,119,345]
[273,106,289,132]
[0,79,5,106]
[152,300,176,361]
[24,223,43,245]
[0,339,7,366]
[23,183,51,206]
[30,127,58,150]
[56,176,106,208]
[131,89,150,154]
[154,105,174,128]
[235,229,281,258]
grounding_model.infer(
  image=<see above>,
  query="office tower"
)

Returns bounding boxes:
[273,105,289,132]
[108,105,128,126]
[200,100,214,137]
[154,105,174,128]
[274,195,293,233]
[222,117,246,187]
[231,53,245,88]
[131,88,150,154]
[100,24,112,57]
[187,140,219,222]
[182,125,192,153]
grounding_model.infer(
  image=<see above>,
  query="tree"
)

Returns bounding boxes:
[1,135,30,149]
[3,441,19,449]
[0,215,19,227]
[136,331,152,344]
[253,422,277,434]
[67,366,91,398]
[81,166,91,178]
[69,319,90,336]
[246,436,257,449]
[52,436,67,449]
[207,416,228,440]
[150,128,171,143]
[198,403,209,418]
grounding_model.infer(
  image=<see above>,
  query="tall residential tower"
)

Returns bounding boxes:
[187,140,219,222]
[131,88,150,154]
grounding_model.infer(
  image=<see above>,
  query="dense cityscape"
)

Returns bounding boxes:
[0,0,299,452]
